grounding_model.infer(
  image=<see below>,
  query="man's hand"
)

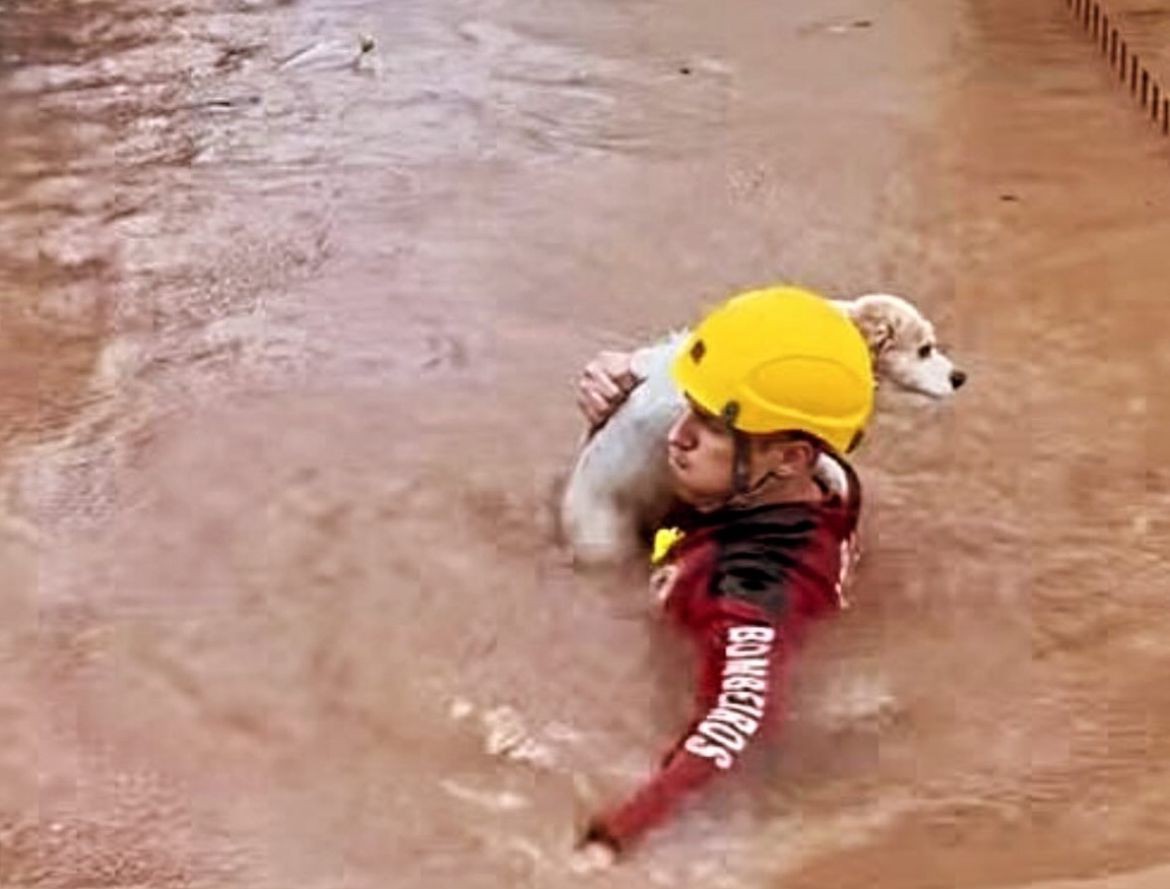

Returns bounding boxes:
[569,840,617,874]
[576,350,640,428]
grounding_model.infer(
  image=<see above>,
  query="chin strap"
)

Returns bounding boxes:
[721,402,752,498]
[720,401,818,509]
[731,429,752,495]
[722,401,809,508]
[726,440,784,508]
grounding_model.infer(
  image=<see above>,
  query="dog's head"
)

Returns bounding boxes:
[843,293,966,398]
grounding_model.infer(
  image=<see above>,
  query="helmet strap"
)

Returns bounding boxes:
[731,431,752,496]
[720,403,752,498]
[727,436,786,506]
[722,402,786,508]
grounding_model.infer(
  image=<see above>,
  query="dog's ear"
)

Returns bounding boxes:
[846,301,896,359]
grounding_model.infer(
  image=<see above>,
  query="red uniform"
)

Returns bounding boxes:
[585,459,861,851]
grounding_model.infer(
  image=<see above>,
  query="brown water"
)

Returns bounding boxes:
[2,1,1169,887]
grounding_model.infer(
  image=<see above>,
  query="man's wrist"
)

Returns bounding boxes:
[582,820,621,854]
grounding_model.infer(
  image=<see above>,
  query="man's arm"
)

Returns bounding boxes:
[575,349,641,428]
[581,619,786,854]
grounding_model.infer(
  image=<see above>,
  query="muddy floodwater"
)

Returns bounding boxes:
[2,1,1169,887]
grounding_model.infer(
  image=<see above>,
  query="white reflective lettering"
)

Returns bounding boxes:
[723,676,767,692]
[707,707,760,736]
[722,658,769,677]
[679,625,778,771]
[728,626,775,644]
[726,642,770,658]
[699,720,747,752]
[684,734,735,770]
[719,691,766,717]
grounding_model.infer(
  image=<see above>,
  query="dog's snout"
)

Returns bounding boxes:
[950,369,968,390]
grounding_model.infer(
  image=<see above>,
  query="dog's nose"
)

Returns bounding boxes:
[950,369,967,390]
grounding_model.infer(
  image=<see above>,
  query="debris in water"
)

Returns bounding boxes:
[181,95,262,113]
[448,696,475,721]
[276,34,382,74]
[354,34,380,74]
[482,705,558,769]
[439,778,530,812]
[825,20,875,35]
[819,675,902,731]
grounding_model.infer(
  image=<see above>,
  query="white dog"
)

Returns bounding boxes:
[561,293,965,565]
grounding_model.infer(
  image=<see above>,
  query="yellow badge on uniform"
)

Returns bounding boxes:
[651,527,685,566]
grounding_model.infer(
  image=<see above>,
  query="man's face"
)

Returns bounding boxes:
[666,402,820,509]
[665,403,738,508]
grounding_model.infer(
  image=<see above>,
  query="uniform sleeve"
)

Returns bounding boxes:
[584,617,787,852]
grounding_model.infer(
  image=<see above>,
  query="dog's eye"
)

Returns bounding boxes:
[918,344,934,359]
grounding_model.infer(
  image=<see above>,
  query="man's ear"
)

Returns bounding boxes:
[757,437,817,476]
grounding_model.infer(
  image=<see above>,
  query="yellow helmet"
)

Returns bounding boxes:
[671,286,874,453]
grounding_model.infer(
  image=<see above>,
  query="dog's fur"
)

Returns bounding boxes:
[561,293,964,565]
